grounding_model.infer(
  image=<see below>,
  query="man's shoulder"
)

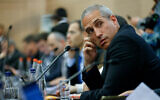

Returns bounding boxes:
[111,25,138,44]
[116,25,136,38]
[108,25,144,50]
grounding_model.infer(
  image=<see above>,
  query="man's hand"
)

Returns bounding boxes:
[83,83,89,92]
[119,90,133,96]
[0,51,6,59]
[83,37,97,72]
[5,65,18,75]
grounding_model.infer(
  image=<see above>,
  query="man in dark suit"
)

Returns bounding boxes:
[51,8,69,36]
[80,4,160,100]
[66,20,84,85]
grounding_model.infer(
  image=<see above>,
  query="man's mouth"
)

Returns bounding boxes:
[67,40,71,44]
[100,38,107,46]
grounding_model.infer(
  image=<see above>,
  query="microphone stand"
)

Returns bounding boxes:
[65,61,104,83]
[36,46,71,82]
[58,58,118,87]
[57,61,105,88]
[2,25,12,73]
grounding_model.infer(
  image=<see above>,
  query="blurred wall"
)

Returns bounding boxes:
[0,0,154,51]
[0,0,46,50]
[46,0,154,21]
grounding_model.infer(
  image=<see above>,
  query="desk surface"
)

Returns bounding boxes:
[101,96,126,100]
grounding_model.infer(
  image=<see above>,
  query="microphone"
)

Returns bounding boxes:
[2,25,13,73]
[65,61,104,83]
[70,48,79,51]
[9,25,12,30]
[60,58,119,85]
[54,47,58,52]
[55,61,104,89]
[36,46,71,82]
[6,25,12,39]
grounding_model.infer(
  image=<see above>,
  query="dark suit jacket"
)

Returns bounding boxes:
[0,49,24,71]
[80,25,160,100]
[45,55,64,82]
[51,23,69,36]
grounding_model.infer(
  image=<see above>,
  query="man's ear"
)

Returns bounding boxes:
[110,15,119,26]
[61,40,66,47]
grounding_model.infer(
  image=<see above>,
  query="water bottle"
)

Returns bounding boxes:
[32,58,38,69]
[59,80,70,100]
[29,68,36,82]
[36,60,41,78]
[18,57,25,77]
[37,60,46,92]
[4,71,17,99]
[0,81,4,100]
[18,57,23,71]
[26,57,31,77]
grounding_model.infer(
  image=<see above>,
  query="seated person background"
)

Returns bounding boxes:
[46,32,67,86]
[0,39,24,74]
[23,34,41,60]
[0,24,5,42]
[51,8,69,37]
[66,20,105,94]
[66,20,84,85]
[141,13,160,58]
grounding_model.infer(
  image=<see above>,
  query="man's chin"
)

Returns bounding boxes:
[99,44,109,50]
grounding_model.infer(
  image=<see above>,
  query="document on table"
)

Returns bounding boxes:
[126,82,160,100]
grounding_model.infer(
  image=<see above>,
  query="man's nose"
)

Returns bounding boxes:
[94,28,102,38]
[67,33,71,40]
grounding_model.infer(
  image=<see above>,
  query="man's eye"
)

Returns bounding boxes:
[68,31,75,34]
[86,28,94,34]
[95,21,103,27]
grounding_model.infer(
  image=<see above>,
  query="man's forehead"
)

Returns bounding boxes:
[82,10,101,28]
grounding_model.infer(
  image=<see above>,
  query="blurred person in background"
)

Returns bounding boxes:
[0,39,24,73]
[141,13,160,58]
[66,20,106,94]
[46,32,66,86]
[23,34,41,60]
[153,0,160,15]
[0,24,5,42]
[66,20,84,93]
[127,0,160,35]
[51,8,69,36]
[36,32,50,55]
[0,24,5,55]
[36,33,52,68]
[152,0,160,34]
[66,20,84,85]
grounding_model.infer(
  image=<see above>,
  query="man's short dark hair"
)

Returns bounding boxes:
[115,15,128,27]
[23,34,38,43]
[71,20,84,32]
[37,32,49,42]
[52,8,68,21]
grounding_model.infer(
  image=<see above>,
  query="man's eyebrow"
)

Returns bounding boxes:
[93,18,101,25]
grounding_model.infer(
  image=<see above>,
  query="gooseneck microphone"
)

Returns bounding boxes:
[65,61,104,83]
[61,58,119,85]
[36,46,71,82]
[2,25,13,73]
[54,61,105,90]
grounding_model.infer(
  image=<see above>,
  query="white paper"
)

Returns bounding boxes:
[126,82,160,100]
